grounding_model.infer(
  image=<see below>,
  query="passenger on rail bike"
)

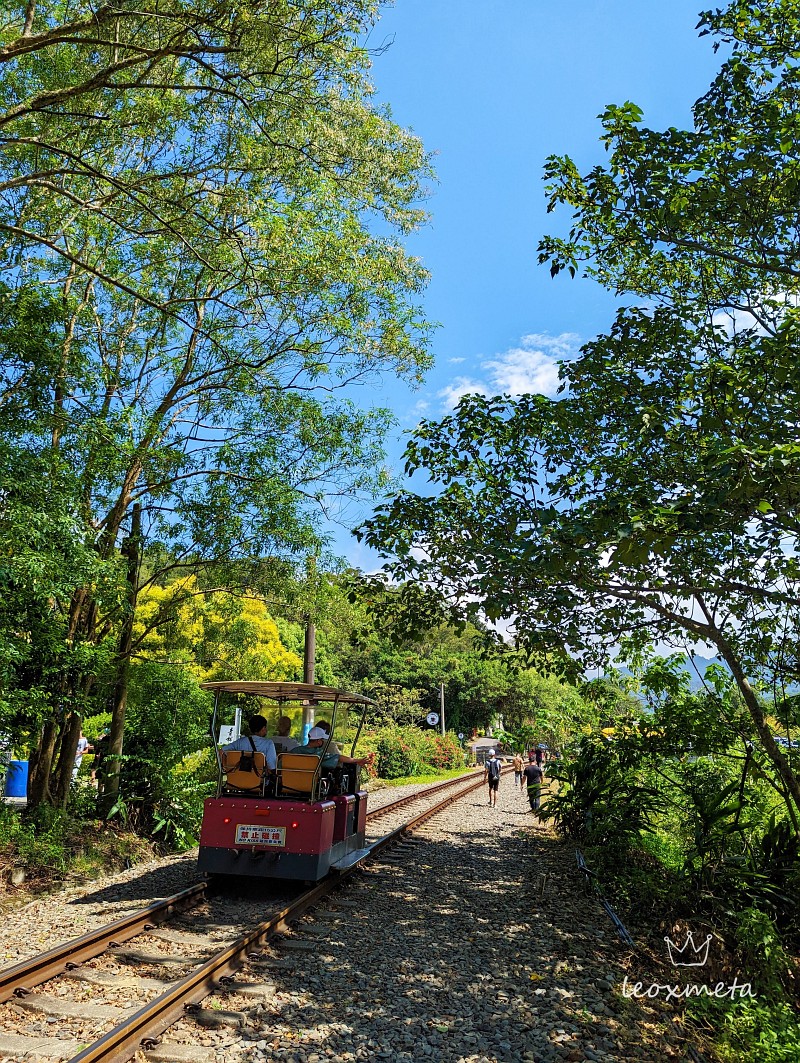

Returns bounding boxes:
[221,714,278,771]
[296,724,369,797]
[294,727,369,770]
[271,715,299,754]
[313,718,339,755]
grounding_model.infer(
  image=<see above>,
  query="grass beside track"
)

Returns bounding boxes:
[0,809,158,909]
[367,766,478,789]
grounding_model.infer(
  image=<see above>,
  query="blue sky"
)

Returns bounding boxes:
[341,0,722,565]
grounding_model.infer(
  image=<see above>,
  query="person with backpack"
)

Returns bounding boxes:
[484,749,502,807]
[221,714,278,771]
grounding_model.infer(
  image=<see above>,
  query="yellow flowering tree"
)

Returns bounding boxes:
[134,577,302,683]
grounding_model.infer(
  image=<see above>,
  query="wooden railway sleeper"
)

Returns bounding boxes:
[0,773,487,1061]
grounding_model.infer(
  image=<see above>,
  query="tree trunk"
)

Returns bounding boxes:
[51,712,81,809]
[100,503,141,817]
[714,633,800,834]
[645,593,800,834]
[27,717,58,806]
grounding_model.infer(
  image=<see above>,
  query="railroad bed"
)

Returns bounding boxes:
[0,774,691,1062]
[0,777,460,970]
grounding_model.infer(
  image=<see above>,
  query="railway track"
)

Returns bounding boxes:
[0,768,498,1063]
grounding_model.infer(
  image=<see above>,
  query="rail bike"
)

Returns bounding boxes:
[197,681,374,881]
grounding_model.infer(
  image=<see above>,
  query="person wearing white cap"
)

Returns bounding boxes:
[314,718,339,757]
[484,748,502,807]
[294,726,369,771]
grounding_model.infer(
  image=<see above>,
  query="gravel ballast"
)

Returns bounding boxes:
[0,774,695,1061]
[151,777,687,1062]
[0,778,450,970]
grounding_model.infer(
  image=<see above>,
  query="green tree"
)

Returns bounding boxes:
[134,575,303,681]
[1,1,432,314]
[0,1,433,808]
[363,1,800,830]
[0,285,123,801]
[318,575,595,739]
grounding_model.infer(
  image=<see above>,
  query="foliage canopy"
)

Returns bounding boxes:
[363,0,800,825]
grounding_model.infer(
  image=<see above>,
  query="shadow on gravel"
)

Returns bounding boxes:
[68,856,199,905]
[69,857,306,912]
[226,813,676,1063]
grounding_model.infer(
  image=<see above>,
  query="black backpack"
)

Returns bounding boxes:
[487,757,501,781]
[238,735,258,774]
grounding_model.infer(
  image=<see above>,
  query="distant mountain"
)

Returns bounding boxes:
[614,655,729,692]
[680,656,728,691]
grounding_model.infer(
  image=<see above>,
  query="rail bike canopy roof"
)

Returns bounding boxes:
[200,680,376,707]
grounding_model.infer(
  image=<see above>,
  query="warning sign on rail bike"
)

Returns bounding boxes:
[235,824,286,846]
[426,712,440,727]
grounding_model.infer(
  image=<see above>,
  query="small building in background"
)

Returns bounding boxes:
[470,736,509,766]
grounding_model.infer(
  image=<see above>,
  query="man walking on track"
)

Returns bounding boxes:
[484,749,502,807]
[512,751,524,789]
[523,756,544,814]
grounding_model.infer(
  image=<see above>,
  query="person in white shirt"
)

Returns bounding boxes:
[271,715,298,754]
[73,731,93,780]
[221,714,277,771]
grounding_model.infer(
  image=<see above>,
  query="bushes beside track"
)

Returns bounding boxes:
[0,802,157,898]
[356,727,466,780]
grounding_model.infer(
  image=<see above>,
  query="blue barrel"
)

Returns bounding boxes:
[5,760,28,798]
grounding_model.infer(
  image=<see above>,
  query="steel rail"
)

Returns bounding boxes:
[367,769,492,856]
[0,882,206,1004]
[68,771,491,1063]
[0,769,487,1006]
[363,767,484,820]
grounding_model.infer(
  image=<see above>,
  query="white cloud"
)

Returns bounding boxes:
[448,356,466,364]
[438,375,485,408]
[438,332,580,410]
[712,292,800,338]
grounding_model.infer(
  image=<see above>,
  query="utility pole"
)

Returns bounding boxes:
[440,682,445,735]
[302,615,316,742]
[303,616,315,686]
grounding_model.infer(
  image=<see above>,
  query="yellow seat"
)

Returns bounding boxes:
[222,749,267,793]
[278,752,320,797]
